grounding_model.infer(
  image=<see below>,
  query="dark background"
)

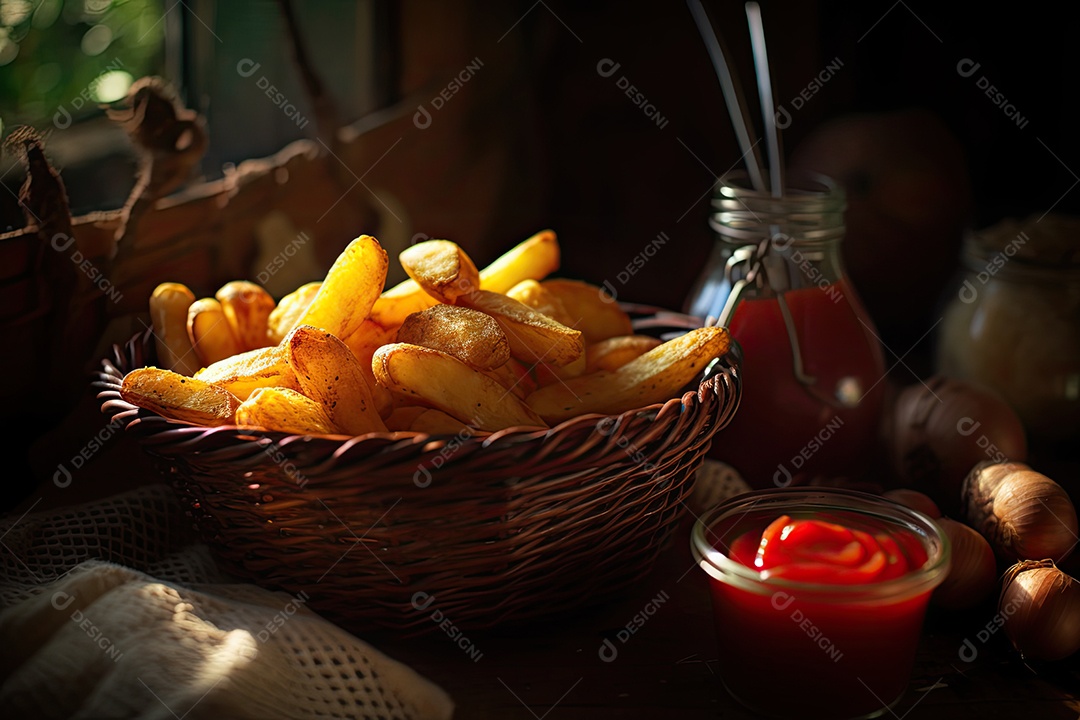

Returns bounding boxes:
[2,0,1078,508]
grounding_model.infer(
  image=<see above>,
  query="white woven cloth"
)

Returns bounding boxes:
[0,485,453,720]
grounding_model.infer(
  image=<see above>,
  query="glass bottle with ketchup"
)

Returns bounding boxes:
[687,173,886,488]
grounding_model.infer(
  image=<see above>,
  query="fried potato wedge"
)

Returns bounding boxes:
[541,279,633,343]
[457,290,583,367]
[383,405,428,431]
[296,235,388,339]
[285,325,387,435]
[188,297,243,367]
[235,387,340,435]
[399,240,481,304]
[121,367,240,426]
[267,281,321,344]
[216,281,275,351]
[194,344,298,400]
[586,335,663,374]
[408,408,480,436]
[372,343,547,431]
[342,319,398,417]
[367,279,437,331]
[397,304,510,371]
[149,283,199,375]
[506,279,574,326]
[478,230,560,294]
[551,352,587,381]
[480,358,534,400]
[526,326,731,422]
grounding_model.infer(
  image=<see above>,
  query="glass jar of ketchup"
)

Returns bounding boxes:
[692,488,950,719]
[687,174,886,488]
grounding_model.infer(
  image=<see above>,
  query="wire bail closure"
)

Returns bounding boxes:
[716,232,860,410]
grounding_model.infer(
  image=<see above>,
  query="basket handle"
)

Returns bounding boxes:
[693,338,742,432]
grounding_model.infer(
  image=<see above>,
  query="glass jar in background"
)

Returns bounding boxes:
[937,216,1080,457]
[686,174,886,488]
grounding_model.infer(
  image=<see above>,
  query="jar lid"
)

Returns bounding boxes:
[710,171,846,246]
[965,214,1080,272]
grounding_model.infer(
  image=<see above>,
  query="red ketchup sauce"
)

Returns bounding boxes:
[705,510,937,719]
[710,280,886,488]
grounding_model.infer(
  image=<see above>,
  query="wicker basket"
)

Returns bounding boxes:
[94,315,741,633]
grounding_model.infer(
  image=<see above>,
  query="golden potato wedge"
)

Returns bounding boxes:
[396,304,510,371]
[194,344,299,400]
[296,235,388,339]
[121,367,239,426]
[408,408,480,436]
[267,281,321,344]
[367,279,438,330]
[399,239,481,304]
[187,297,243,366]
[479,230,560,294]
[586,335,663,374]
[457,290,584,367]
[372,343,548,431]
[284,325,388,435]
[149,283,199,375]
[526,326,731,422]
[506,279,574,326]
[541,279,633,343]
[551,352,587,380]
[342,319,398,417]
[235,387,340,435]
[481,359,534,400]
[216,281,275,351]
[384,405,428,431]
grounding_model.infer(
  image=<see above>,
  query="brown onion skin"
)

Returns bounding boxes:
[1000,560,1080,662]
[963,462,1079,563]
[887,376,1027,515]
[932,518,997,610]
[883,489,941,519]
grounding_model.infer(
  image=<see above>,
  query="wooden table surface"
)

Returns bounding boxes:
[385,515,1080,719]
[11,396,1080,719]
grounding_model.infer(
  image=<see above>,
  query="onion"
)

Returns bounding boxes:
[932,518,997,609]
[883,488,941,519]
[887,376,1027,515]
[963,462,1078,563]
[1000,560,1080,662]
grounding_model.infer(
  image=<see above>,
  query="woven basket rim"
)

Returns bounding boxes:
[95,317,741,458]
